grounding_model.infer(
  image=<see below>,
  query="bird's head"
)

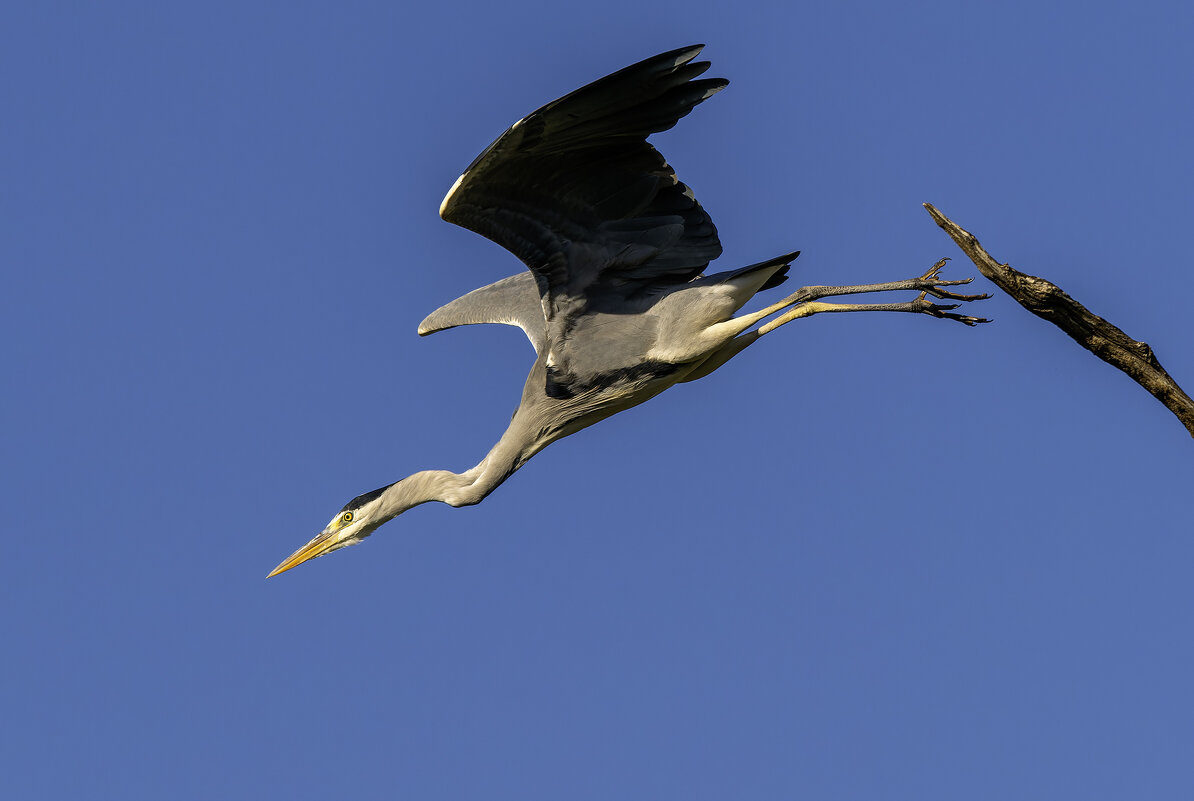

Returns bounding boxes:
[267,484,392,577]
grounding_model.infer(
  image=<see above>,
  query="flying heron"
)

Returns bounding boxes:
[268,45,988,577]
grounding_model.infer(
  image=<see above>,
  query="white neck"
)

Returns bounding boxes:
[375,408,548,522]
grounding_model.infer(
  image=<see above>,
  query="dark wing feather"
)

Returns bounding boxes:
[439,45,726,314]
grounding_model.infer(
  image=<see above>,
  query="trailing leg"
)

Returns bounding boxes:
[681,259,990,382]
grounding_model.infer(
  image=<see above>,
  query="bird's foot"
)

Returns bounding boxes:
[913,258,992,303]
[908,295,991,326]
[910,259,991,326]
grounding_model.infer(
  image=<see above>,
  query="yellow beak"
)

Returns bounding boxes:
[267,530,339,578]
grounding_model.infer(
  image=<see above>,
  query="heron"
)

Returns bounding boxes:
[268,44,988,578]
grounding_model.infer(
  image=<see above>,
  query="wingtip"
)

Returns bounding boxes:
[701,79,730,99]
[667,44,706,67]
[439,173,466,219]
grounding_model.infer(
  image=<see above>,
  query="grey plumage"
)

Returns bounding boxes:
[268,45,988,577]
[418,271,545,352]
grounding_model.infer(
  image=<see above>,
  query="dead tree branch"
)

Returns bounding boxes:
[924,202,1194,438]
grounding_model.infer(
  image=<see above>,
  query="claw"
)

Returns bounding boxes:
[913,295,992,326]
[915,258,992,302]
[935,309,991,326]
[930,287,993,302]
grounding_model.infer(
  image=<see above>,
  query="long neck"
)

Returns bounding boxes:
[376,408,548,521]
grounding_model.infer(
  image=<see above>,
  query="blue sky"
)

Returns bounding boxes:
[4,1,1193,798]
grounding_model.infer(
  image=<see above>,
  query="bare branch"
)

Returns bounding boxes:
[924,202,1194,438]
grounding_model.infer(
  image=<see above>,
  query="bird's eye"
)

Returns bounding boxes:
[342,511,354,524]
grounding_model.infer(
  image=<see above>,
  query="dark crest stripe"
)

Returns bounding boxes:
[340,483,394,513]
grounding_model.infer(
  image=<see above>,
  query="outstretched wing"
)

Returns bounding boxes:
[417,271,546,354]
[438,45,726,319]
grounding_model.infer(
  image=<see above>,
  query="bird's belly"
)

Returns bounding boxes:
[544,358,693,439]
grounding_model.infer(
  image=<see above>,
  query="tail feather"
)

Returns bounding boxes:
[724,249,800,290]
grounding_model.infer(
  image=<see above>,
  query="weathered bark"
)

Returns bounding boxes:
[924,202,1194,438]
